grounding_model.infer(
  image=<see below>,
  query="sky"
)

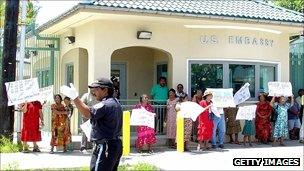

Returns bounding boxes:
[35,1,81,26]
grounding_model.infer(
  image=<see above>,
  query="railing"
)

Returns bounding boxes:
[22,99,167,135]
[121,103,167,135]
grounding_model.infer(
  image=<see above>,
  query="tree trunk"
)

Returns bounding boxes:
[0,0,19,139]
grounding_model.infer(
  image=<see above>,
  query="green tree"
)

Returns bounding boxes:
[269,0,304,13]
[0,1,39,28]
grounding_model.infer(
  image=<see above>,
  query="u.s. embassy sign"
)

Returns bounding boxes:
[200,35,274,47]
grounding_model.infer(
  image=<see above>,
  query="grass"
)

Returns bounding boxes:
[2,163,159,171]
[0,136,22,153]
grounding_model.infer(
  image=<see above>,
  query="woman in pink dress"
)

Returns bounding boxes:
[197,90,213,151]
[134,94,156,153]
[166,88,178,148]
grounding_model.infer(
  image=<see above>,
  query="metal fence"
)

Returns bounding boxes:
[40,100,167,135]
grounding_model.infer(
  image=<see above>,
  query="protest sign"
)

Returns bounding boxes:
[268,82,293,97]
[39,85,54,102]
[236,105,257,120]
[207,88,236,107]
[210,105,221,118]
[234,83,251,105]
[5,78,40,106]
[130,108,155,129]
[180,101,207,120]
[80,119,92,142]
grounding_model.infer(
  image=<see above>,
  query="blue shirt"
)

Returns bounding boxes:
[90,97,122,141]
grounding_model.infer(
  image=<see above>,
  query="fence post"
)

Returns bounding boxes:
[122,111,130,156]
[176,111,184,152]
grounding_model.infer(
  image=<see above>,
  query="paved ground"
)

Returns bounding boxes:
[1,139,303,170]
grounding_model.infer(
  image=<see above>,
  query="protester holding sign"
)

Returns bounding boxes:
[270,95,294,146]
[242,119,255,147]
[255,93,273,144]
[225,107,241,144]
[133,94,156,153]
[19,101,44,153]
[175,92,193,151]
[50,94,71,154]
[197,90,213,151]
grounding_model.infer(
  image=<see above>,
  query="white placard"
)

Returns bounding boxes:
[180,101,207,120]
[130,108,155,129]
[233,83,251,105]
[268,82,293,97]
[39,85,54,103]
[5,78,40,106]
[210,106,221,118]
[236,105,257,120]
[80,119,92,142]
[207,88,236,107]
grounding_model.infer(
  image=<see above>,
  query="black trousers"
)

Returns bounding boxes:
[90,139,122,171]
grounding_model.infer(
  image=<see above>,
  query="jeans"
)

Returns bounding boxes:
[288,118,301,130]
[212,114,226,146]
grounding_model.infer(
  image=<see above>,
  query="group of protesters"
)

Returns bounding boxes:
[138,77,304,152]
[17,76,304,154]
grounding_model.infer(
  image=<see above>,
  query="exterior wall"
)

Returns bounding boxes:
[112,47,155,99]
[61,48,88,134]
[58,17,290,96]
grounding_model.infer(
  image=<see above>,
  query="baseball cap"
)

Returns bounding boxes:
[88,77,113,88]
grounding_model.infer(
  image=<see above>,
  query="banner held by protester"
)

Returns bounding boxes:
[5,78,40,106]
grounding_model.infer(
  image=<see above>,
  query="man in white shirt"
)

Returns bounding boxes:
[80,89,99,153]
[211,106,226,149]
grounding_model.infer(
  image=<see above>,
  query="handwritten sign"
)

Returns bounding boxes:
[179,101,207,120]
[268,82,293,97]
[236,105,257,120]
[39,85,54,103]
[130,108,155,129]
[234,83,251,105]
[80,119,92,142]
[207,88,236,107]
[5,78,40,106]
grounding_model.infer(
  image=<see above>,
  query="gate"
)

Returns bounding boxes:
[290,36,304,95]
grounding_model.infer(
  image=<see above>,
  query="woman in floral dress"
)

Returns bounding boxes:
[134,94,156,153]
[270,95,294,146]
[50,94,71,153]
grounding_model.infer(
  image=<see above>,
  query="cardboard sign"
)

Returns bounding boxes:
[5,78,40,106]
[80,119,92,142]
[268,82,293,97]
[180,101,207,120]
[130,108,155,129]
[236,105,257,120]
[39,85,54,103]
[207,88,236,107]
[234,83,251,105]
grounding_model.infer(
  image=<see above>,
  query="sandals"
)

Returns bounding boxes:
[33,147,41,152]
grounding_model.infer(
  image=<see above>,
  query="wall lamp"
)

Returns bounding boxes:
[65,36,75,44]
[137,31,152,39]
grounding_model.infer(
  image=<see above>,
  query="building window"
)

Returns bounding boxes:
[229,64,255,97]
[189,61,277,100]
[156,63,167,81]
[66,64,74,85]
[260,65,275,93]
[190,63,223,96]
[36,70,50,88]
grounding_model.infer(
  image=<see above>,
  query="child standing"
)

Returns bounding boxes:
[242,119,255,147]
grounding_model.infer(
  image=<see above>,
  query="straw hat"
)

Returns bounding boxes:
[203,90,213,97]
